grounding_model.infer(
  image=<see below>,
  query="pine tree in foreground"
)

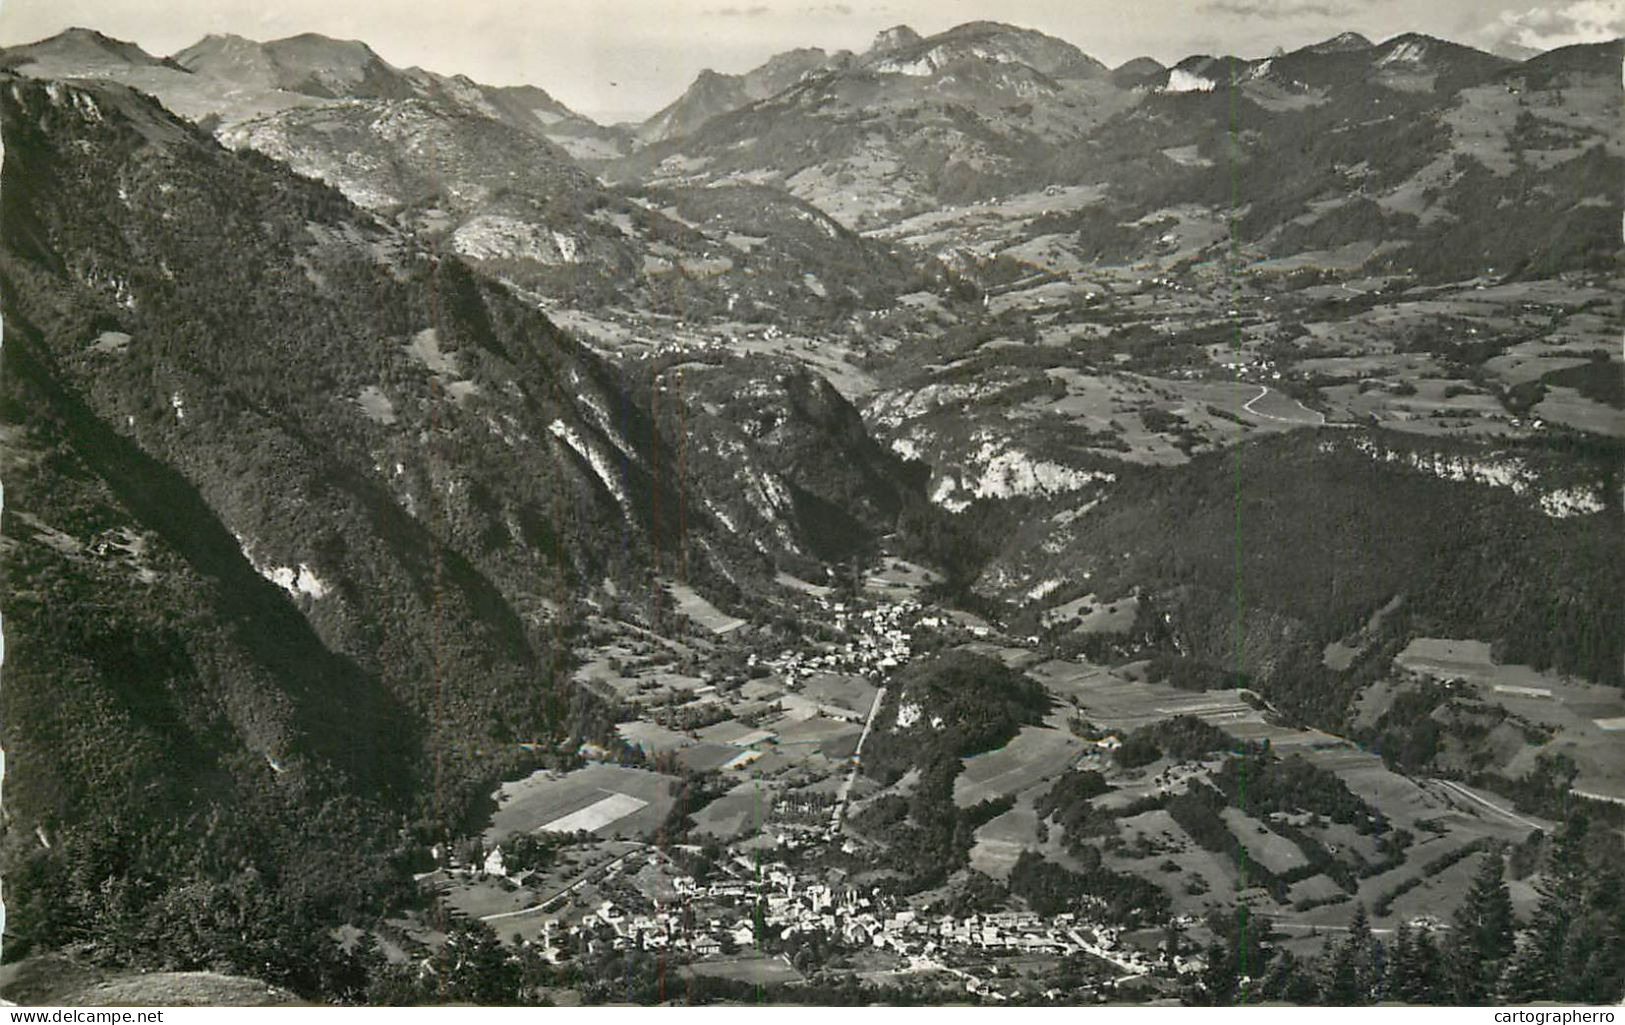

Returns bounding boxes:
[1449,847,1514,1003]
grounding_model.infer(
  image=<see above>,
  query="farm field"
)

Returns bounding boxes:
[798,673,879,718]
[953,725,1084,808]
[1241,385,1325,425]
[685,956,805,986]
[1534,387,1625,436]
[1394,639,1625,800]
[617,721,696,755]
[1027,660,1260,732]
[484,764,679,842]
[1219,808,1310,875]
[697,719,776,746]
[667,581,746,634]
[863,557,941,597]
[437,875,538,922]
[968,784,1046,878]
[678,743,746,774]
[1104,808,1244,917]
[690,780,778,840]
[775,571,832,597]
[773,713,863,758]
[1040,593,1139,634]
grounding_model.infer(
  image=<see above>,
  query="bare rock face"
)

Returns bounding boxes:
[868,24,924,56]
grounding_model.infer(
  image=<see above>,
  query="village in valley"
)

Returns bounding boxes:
[383,541,1597,1003]
[408,564,1188,1002]
[1,8,1620,1008]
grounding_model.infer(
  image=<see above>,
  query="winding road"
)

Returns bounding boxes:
[1241,383,1326,426]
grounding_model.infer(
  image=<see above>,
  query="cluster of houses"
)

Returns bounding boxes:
[456,567,1211,996]
[756,597,924,685]
[511,845,1178,995]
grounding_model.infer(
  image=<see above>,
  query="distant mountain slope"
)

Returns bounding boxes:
[170,31,633,158]
[0,25,168,71]
[610,21,1135,227]
[1110,56,1165,88]
[0,27,320,123]
[173,31,416,99]
[859,20,1107,81]
[0,29,622,220]
[1,28,918,319]
[608,22,1552,243]
[637,46,849,145]
[861,31,1614,282]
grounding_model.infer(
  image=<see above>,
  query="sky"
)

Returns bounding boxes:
[0,0,1620,122]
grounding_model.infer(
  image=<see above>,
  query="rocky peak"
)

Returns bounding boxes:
[1308,31,1374,53]
[868,25,923,56]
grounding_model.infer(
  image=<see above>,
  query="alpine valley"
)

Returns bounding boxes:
[0,16,1621,1007]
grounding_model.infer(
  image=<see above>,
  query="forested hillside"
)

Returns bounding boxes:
[0,72,913,986]
[1003,430,1623,725]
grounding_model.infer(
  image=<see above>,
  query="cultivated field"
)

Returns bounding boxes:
[690,780,778,840]
[678,743,746,774]
[617,720,696,755]
[666,581,746,634]
[953,726,1084,808]
[685,955,804,985]
[799,673,880,718]
[1394,638,1625,800]
[484,764,679,842]
[968,782,1049,878]
[1220,808,1310,875]
[1041,593,1139,634]
[773,713,863,757]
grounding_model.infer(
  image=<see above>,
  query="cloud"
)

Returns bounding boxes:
[1487,0,1625,50]
[1200,0,1367,17]
[705,4,771,16]
[802,3,856,14]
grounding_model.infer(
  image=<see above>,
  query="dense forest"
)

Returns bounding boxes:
[1033,429,1622,731]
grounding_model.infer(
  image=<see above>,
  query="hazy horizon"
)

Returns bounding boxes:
[1,0,1620,123]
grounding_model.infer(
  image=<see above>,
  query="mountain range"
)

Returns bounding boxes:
[0,13,1620,1004]
[5,21,1618,288]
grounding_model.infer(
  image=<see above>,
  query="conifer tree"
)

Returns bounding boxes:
[1201,937,1237,1005]
[1495,821,1625,1007]
[1343,902,1381,1003]
[1449,847,1515,1002]
[1387,920,1413,998]
[1410,926,1446,1004]
[1319,932,1358,1004]
[1504,819,1595,1003]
